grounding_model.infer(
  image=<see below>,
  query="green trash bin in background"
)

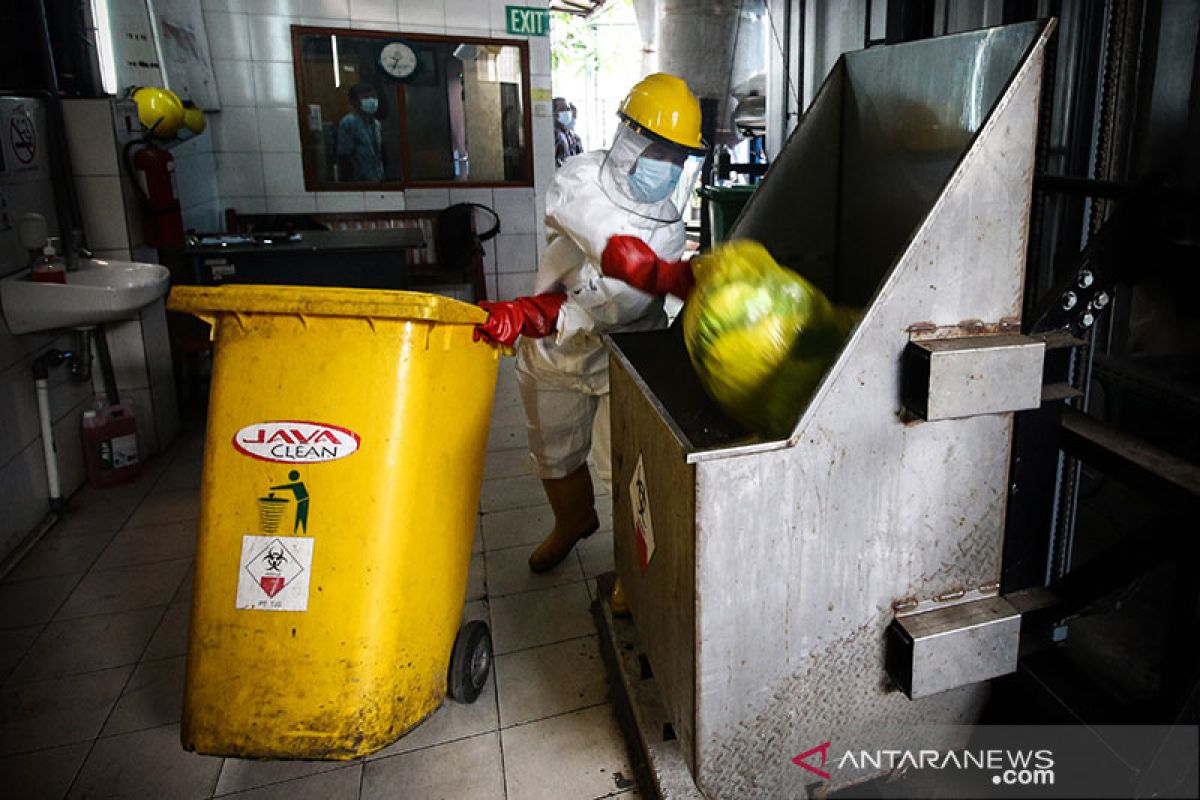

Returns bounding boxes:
[699,184,757,243]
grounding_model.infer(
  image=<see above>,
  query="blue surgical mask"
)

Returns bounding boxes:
[360,97,379,114]
[627,157,682,203]
[557,111,573,127]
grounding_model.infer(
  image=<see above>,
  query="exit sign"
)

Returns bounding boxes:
[506,6,550,36]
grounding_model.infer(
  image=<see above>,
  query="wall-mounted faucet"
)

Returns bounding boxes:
[65,228,91,272]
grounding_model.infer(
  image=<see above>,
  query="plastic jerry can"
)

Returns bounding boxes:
[82,404,142,487]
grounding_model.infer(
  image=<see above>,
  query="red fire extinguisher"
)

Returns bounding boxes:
[126,140,184,249]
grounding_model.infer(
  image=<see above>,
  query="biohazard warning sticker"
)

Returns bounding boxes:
[236,535,314,611]
[629,455,655,571]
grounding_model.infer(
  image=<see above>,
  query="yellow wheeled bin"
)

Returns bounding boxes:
[167,285,500,760]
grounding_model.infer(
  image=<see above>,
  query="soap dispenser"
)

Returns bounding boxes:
[31,238,66,284]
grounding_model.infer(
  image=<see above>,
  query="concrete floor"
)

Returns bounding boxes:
[0,357,637,799]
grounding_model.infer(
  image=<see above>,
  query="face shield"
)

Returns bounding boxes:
[599,123,704,224]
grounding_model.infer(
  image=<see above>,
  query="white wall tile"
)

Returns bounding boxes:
[149,376,181,455]
[0,359,47,466]
[485,273,498,300]
[216,153,266,196]
[399,0,445,27]
[204,12,252,61]
[262,153,307,195]
[62,100,119,177]
[480,236,497,276]
[174,149,220,206]
[492,187,536,234]
[489,0,517,32]
[203,0,251,11]
[363,191,406,211]
[350,0,399,24]
[254,62,297,106]
[315,192,366,212]
[103,319,151,391]
[182,201,222,233]
[76,176,131,252]
[266,195,318,213]
[208,107,260,152]
[444,0,489,29]
[119,386,160,454]
[221,195,267,216]
[529,35,550,76]
[449,187,493,206]
[256,107,302,152]
[494,233,537,274]
[300,0,351,19]
[92,248,133,260]
[212,59,257,106]
[247,14,295,63]
[496,270,536,300]
[402,187,449,210]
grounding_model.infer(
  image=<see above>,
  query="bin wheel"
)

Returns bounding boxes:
[448,620,491,704]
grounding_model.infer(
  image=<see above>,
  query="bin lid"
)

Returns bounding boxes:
[167,285,487,324]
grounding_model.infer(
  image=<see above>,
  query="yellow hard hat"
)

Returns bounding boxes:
[182,103,206,136]
[618,73,705,154]
[131,86,184,138]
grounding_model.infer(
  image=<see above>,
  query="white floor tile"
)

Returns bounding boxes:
[490,400,528,428]
[0,666,132,753]
[480,504,555,552]
[466,552,486,601]
[483,447,533,480]
[362,731,505,800]
[367,669,498,760]
[215,753,350,795]
[0,624,41,679]
[0,573,80,628]
[55,558,190,620]
[143,601,191,661]
[68,723,223,800]
[480,474,546,513]
[502,705,635,800]
[218,764,362,799]
[125,488,201,528]
[4,533,111,581]
[92,520,197,569]
[0,741,92,800]
[485,544,585,597]
[487,422,528,453]
[495,636,608,728]
[8,606,161,682]
[490,582,594,655]
[102,655,187,736]
[576,530,616,579]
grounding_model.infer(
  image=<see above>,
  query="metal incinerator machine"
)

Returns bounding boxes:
[604,19,1056,798]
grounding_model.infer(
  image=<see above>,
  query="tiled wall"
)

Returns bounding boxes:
[0,326,96,563]
[189,0,555,300]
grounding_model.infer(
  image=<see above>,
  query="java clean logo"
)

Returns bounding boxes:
[233,421,361,464]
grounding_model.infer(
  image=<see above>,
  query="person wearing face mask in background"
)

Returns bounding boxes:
[553,97,584,167]
[473,74,705,613]
[337,83,384,182]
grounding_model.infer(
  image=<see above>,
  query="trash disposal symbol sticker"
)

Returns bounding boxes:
[237,535,314,611]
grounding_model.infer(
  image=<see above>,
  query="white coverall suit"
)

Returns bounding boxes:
[515,150,686,484]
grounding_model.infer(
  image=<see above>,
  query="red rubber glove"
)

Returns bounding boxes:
[473,293,566,347]
[601,235,695,299]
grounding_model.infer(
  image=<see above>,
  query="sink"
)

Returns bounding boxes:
[1,258,171,334]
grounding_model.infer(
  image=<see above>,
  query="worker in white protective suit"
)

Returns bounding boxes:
[474,74,705,609]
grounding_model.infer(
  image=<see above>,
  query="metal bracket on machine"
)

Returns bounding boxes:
[901,330,1046,421]
[886,590,1022,700]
